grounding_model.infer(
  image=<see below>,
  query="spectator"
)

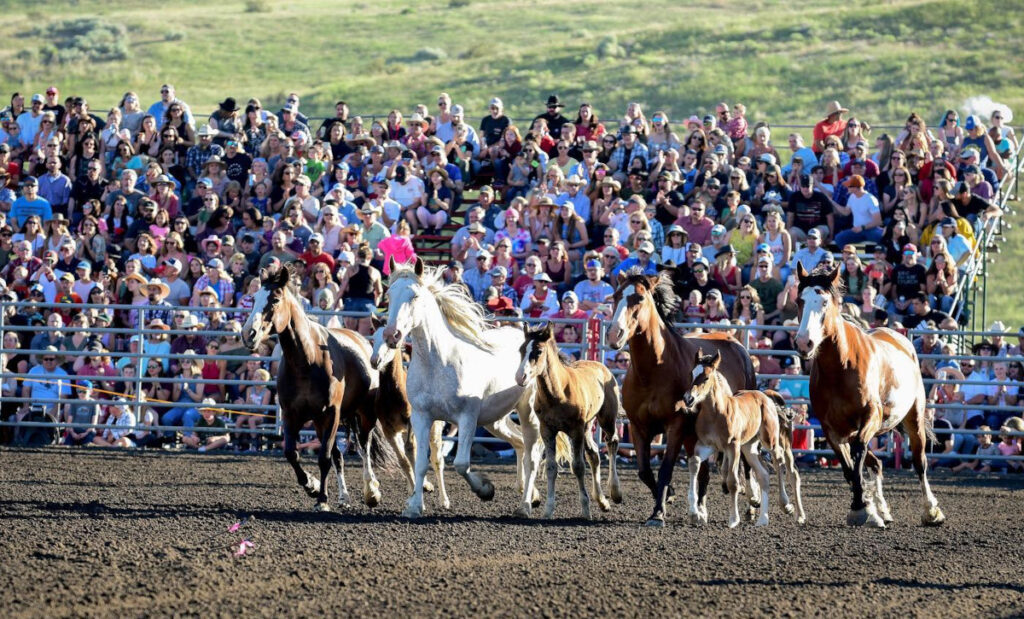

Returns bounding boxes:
[952,426,1001,474]
[520,272,559,318]
[813,101,849,154]
[181,399,231,453]
[20,347,71,421]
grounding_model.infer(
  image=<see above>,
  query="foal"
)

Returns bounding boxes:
[682,349,805,528]
[515,324,622,519]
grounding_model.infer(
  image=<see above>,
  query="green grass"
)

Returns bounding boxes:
[1,0,1023,323]
[980,192,1023,329]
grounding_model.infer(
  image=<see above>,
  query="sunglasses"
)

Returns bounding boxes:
[615,358,629,363]
[739,295,752,300]
[43,357,56,362]
[693,268,706,274]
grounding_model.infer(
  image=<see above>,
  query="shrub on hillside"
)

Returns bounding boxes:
[413,47,447,62]
[30,18,129,63]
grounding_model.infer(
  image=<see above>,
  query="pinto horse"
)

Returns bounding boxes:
[682,349,805,528]
[795,264,944,527]
[515,323,623,519]
[241,265,392,512]
[608,269,757,527]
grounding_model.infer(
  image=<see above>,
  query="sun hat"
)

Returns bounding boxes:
[715,244,738,259]
[533,272,553,283]
[196,124,215,137]
[638,241,655,254]
[823,101,849,118]
[405,113,428,127]
[145,278,171,299]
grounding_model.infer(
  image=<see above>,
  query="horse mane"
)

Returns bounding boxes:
[275,263,327,363]
[623,267,684,345]
[389,262,496,352]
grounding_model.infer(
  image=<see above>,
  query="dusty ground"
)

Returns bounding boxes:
[1,448,1022,618]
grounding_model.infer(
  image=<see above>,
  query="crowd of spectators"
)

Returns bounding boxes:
[0,85,1020,461]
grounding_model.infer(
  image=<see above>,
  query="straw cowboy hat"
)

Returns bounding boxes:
[203,156,225,172]
[823,100,849,119]
[601,177,622,191]
[123,272,149,287]
[145,278,171,299]
[196,124,216,137]
[405,113,428,128]
[180,315,200,329]
[146,318,170,331]
[345,133,377,147]
[989,320,1009,333]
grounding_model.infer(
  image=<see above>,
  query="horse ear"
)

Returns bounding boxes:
[711,349,722,368]
[522,322,530,337]
[540,322,553,340]
[829,265,841,285]
[796,263,808,281]
[413,257,424,277]
[616,271,626,287]
[388,256,397,275]
[695,348,703,365]
[370,314,385,329]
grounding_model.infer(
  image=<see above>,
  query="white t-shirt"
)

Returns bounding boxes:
[390,177,425,209]
[846,192,880,228]
[959,380,994,423]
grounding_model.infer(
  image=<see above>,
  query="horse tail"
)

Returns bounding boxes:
[555,432,574,466]
[764,389,794,432]
[367,421,399,471]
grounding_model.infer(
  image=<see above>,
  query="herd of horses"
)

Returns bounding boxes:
[240,259,945,529]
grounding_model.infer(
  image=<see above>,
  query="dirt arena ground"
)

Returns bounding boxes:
[1,448,1022,618]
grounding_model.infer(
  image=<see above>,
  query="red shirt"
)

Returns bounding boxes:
[300,250,335,273]
[812,118,847,153]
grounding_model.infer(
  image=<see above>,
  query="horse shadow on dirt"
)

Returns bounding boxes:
[692,577,1024,593]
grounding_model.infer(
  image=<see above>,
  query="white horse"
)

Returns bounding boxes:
[378,258,543,518]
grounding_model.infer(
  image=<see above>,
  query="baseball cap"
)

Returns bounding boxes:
[164,258,183,272]
[807,228,822,239]
[450,104,464,115]
[562,291,578,303]
[31,94,44,103]
[488,265,507,278]
[22,175,38,186]
[197,178,213,188]
[964,115,978,130]
[757,153,776,165]
[756,243,771,253]
[489,97,503,108]
[940,217,957,227]
[76,260,92,270]
[585,259,601,269]
[78,379,94,389]
[206,258,224,269]
[533,273,553,283]
[711,224,727,237]
[308,233,324,244]
[693,257,710,269]
[638,241,655,254]
[713,144,728,155]
[757,255,772,265]
[902,243,918,254]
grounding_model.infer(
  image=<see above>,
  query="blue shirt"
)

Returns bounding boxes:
[555,191,592,223]
[147,100,194,129]
[612,257,658,277]
[37,173,72,208]
[782,147,818,176]
[11,196,53,226]
[26,364,71,403]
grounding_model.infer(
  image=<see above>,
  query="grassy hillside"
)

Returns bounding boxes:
[0,0,1022,324]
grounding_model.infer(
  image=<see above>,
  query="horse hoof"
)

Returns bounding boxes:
[364,493,381,508]
[423,480,435,493]
[531,496,543,509]
[304,478,321,498]
[881,510,894,524]
[476,479,495,502]
[337,493,351,508]
[783,503,795,515]
[581,508,592,521]
[401,506,422,519]
[313,502,331,513]
[597,497,611,512]
[797,515,807,525]
[922,506,946,527]
[848,508,886,528]
[755,517,769,527]
[644,518,665,528]
[728,518,740,529]
[515,505,532,518]
[610,489,623,504]
[689,512,703,526]
[666,485,677,504]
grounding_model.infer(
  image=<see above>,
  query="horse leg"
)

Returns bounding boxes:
[428,421,450,510]
[846,439,885,528]
[904,404,945,526]
[401,410,433,519]
[331,440,351,507]
[744,456,761,519]
[540,426,559,519]
[777,434,805,524]
[687,445,713,525]
[583,423,610,512]
[725,443,742,529]
[570,429,592,520]
[454,413,496,502]
[388,429,415,495]
[284,422,320,499]
[313,421,336,512]
[489,409,542,513]
[647,417,685,527]
[864,450,892,524]
[744,442,772,527]
[356,412,382,509]
[633,425,657,498]
[598,409,622,504]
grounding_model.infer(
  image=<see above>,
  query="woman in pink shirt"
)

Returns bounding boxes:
[377,219,416,276]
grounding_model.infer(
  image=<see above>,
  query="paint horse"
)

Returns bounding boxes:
[795,264,944,527]
[241,264,391,511]
[380,258,542,518]
[369,327,451,511]
[515,323,623,519]
[682,349,805,527]
[608,269,758,527]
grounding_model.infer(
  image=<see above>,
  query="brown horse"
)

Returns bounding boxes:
[515,323,622,519]
[682,349,805,528]
[608,269,757,527]
[241,265,393,511]
[795,264,944,527]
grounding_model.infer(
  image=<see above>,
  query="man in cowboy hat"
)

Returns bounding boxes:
[556,174,591,221]
[357,202,390,261]
[569,139,601,188]
[185,125,224,183]
[403,112,430,159]
[813,100,850,154]
[534,94,571,140]
[452,205,494,262]
[145,278,174,324]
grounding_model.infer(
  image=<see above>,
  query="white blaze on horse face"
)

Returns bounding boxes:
[796,287,826,355]
[608,285,635,348]
[369,328,394,369]
[242,288,271,348]
[515,340,535,386]
[383,281,415,346]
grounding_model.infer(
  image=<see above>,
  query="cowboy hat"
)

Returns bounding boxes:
[203,235,222,250]
[145,278,171,299]
[123,272,149,287]
[427,166,449,181]
[203,156,224,170]
[359,203,381,215]
[218,97,239,112]
[196,124,216,137]
[823,100,849,119]
[146,317,170,330]
[565,174,585,186]
[405,113,428,127]
[545,94,565,108]
[600,178,622,191]
[152,174,174,186]
[345,133,377,147]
